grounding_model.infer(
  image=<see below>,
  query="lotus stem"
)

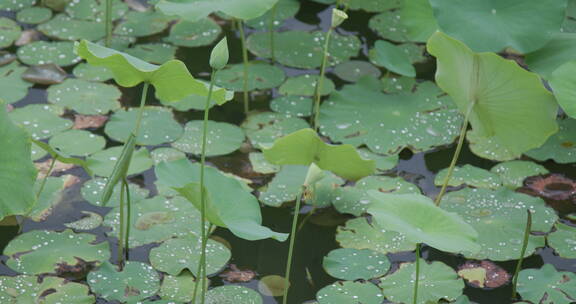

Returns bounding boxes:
[118,175,125,269]
[105,0,113,47]
[237,19,250,114]
[313,27,333,131]
[36,157,56,198]
[413,243,421,304]
[511,210,532,298]
[434,101,475,206]
[282,185,305,304]
[269,3,278,63]
[123,178,131,261]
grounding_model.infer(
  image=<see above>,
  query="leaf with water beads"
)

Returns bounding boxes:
[381,75,416,93]
[164,18,222,47]
[65,211,104,230]
[151,147,186,165]
[47,79,121,115]
[525,118,576,164]
[204,285,263,304]
[38,14,105,41]
[160,271,201,303]
[368,10,411,42]
[156,0,279,21]
[369,40,416,77]
[399,0,439,42]
[72,63,113,82]
[81,177,149,207]
[0,0,36,11]
[0,18,22,48]
[9,104,73,140]
[332,60,382,83]
[28,176,68,222]
[270,95,313,117]
[249,152,281,174]
[357,148,398,171]
[316,281,384,304]
[434,164,503,189]
[517,264,576,304]
[347,0,403,12]
[490,160,549,189]
[172,120,245,156]
[323,248,390,280]
[65,0,128,21]
[279,74,335,96]
[0,275,95,303]
[242,112,309,148]
[547,222,576,259]
[4,229,110,275]
[18,41,81,67]
[88,261,160,303]
[214,62,285,91]
[48,130,106,157]
[259,165,308,207]
[379,260,465,304]
[336,217,416,254]
[125,43,177,64]
[86,146,153,177]
[114,10,174,37]
[0,62,33,104]
[246,0,300,29]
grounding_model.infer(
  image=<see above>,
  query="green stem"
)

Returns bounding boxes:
[413,244,421,304]
[313,27,333,130]
[512,210,532,298]
[118,175,125,269]
[134,83,150,135]
[105,0,113,47]
[192,223,214,304]
[434,101,475,206]
[36,157,56,198]
[269,3,278,63]
[237,19,250,114]
[123,178,131,261]
[282,185,305,304]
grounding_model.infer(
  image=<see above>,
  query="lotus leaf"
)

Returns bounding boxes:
[427,32,558,161]
[525,118,576,163]
[369,40,415,77]
[259,165,308,207]
[72,63,113,82]
[525,33,576,78]
[242,112,309,148]
[9,104,72,140]
[172,120,245,156]
[38,14,105,41]
[156,0,279,21]
[49,129,105,156]
[125,43,177,64]
[517,264,576,304]
[246,0,300,29]
[0,18,21,48]
[81,177,149,207]
[88,261,160,303]
[18,41,81,66]
[357,148,398,171]
[22,64,67,85]
[65,211,104,230]
[547,222,576,259]
[214,62,285,91]
[441,187,557,260]
[336,217,416,254]
[29,176,66,222]
[279,74,335,96]
[0,0,35,11]
[399,0,438,42]
[368,11,410,42]
[323,248,390,280]
[548,60,576,118]
[151,147,186,165]
[4,229,110,274]
[0,62,33,104]
[348,0,402,12]
[65,0,128,21]
[204,285,263,304]
[332,60,381,83]
[434,164,502,189]
[86,146,153,177]
[159,81,234,111]
[270,95,313,117]
[105,106,183,145]
[160,271,201,302]
[381,75,416,93]
[164,19,222,47]
[47,79,121,115]
[316,281,383,304]
[379,260,465,304]
[31,141,47,161]
[0,275,94,303]
[490,160,549,188]
[258,275,289,297]
[249,152,281,174]
[114,10,174,37]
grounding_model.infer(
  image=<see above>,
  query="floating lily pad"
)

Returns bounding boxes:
[17,41,80,66]
[65,211,104,230]
[348,0,402,12]
[357,148,398,171]
[66,0,128,21]
[72,63,114,82]
[125,43,177,64]
[49,129,106,156]
[150,235,231,276]
[457,260,510,289]
[0,18,22,48]
[205,285,263,304]
[379,260,465,304]
[0,62,33,104]
[246,0,300,29]
[441,187,557,260]
[258,275,289,297]
[548,222,576,259]
[215,62,285,91]
[336,217,416,254]
[88,261,160,303]
[381,75,416,93]
[172,120,245,156]
[151,147,186,165]
[242,112,308,148]
[319,77,462,155]
[435,165,503,189]
[4,229,110,275]
[86,146,153,177]
[31,141,48,161]
[526,118,576,163]
[246,31,361,69]
[105,106,183,145]
[369,11,410,42]
[270,95,313,117]
[323,248,390,280]
[369,40,415,77]
[279,74,335,96]
[160,271,200,303]
[0,0,36,11]
[114,10,174,37]
[29,176,67,222]
[332,60,381,83]
[0,275,95,303]
[517,264,576,304]
[259,165,307,207]
[38,14,105,41]
[47,78,121,115]
[81,177,149,207]
[164,18,222,47]
[490,160,549,189]
[316,281,384,304]
[399,0,439,42]
[156,0,279,21]
[22,64,67,85]
[9,104,72,140]
[399,43,427,63]
[249,152,280,174]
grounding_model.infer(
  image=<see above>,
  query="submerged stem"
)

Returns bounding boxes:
[313,27,333,130]
[269,3,278,63]
[104,0,113,47]
[512,210,532,298]
[237,19,250,114]
[282,185,305,304]
[36,157,56,198]
[434,101,475,206]
[413,244,421,304]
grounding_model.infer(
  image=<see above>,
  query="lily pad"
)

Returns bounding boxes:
[336,217,416,254]
[440,187,557,260]
[270,95,313,117]
[22,64,67,85]
[246,0,300,29]
[368,11,410,42]
[66,0,128,21]
[434,164,503,189]
[150,235,231,276]
[429,0,567,53]
[323,248,390,280]
[399,0,439,42]
[348,0,402,12]
[49,129,106,156]
[205,285,263,304]
[9,104,72,140]
[114,10,174,37]
[369,40,415,77]
[156,0,279,21]
[246,30,361,69]
[0,0,36,11]
[164,19,222,47]
[47,78,121,115]
[172,120,245,156]
[81,177,149,207]
[214,62,285,91]
[316,281,384,304]
[0,18,22,48]
[259,165,308,207]
[159,81,234,111]
[29,176,67,222]
[517,264,576,304]
[379,260,465,304]
[319,77,463,155]
[0,275,95,303]
[525,118,576,163]
[88,261,160,303]
[548,222,576,259]
[72,63,114,82]
[0,61,33,104]
[86,146,153,177]
[105,106,183,145]
[151,147,186,165]
[332,60,381,83]
[381,75,416,93]
[242,112,309,148]
[4,229,110,275]
[357,148,398,171]
[38,14,105,41]
[279,74,335,96]
[18,41,81,66]
[125,43,177,64]
[65,211,104,230]
[490,160,549,188]
[160,271,199,302]
[549,60,576,118]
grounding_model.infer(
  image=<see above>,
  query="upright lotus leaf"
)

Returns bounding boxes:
[517,264,576,303]
[549,60,576,118]
[88,261,160,303]
[525,33,576,79]
[75,40,225,102]
[336,217,416,254]
[0,101,37,221]
[547,222,576,258]
[400,0,439,42]
[156,159,288,241]
[263,128,375,181]
[0,275,95,303]
[316,281,384,304]
[367,192,480,254]
[156,0,279,21]
[323,248,390,280]
[427,32,558,161]
[429,0,568,53]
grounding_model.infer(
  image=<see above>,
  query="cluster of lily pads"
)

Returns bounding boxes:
[1,0,576,303]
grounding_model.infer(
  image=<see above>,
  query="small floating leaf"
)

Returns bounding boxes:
[65,211,104,230]
[399,0,438,42]
[215,62,285,91]
[160,271,200,303]
[172,120,245,156]
[22,64,67,85]
[323,248,390,280]
[547,222,576,259]
[72,63,113,82]
[279,74,335,96]
[525,118,576,163]
[88,261,160,303]
[368,11,410,42]
[369,40,416,77]
[205,285,263,304]
[258,275,289,297]
[151,147,186,165]
[48,79,121,115]
[86,146,153,177]
[434,164,502,189]
[336,217,416,254]
[249,152,280,174]
[156,0,279,21]
[114,10,174,37]
[0,275,95,303]
[18,41,81,66]
[490,160,549,189]
[517,264,576,304]
[316,281,383,304]
[105,106,183,145]
[242,112,309,148]
[246,0,300,29]
[38,14,105,41]
[270,95,313,117]
[164,19,222,48]
[332,60,381,83]
[9,104,72,140]
[0,17,22,48]
[0,61,33,104]
[81,177,149,207]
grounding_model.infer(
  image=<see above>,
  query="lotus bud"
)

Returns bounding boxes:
[210,37,229,70]
[331,8,348,28]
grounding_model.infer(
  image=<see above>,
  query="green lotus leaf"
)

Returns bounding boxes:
[114,10,174,37]
[368,192,480,254]
[0,275,94,304]
[0,0,35,11]
[81,177,149,207]
[0,62,33,104]
[18,41,81,67]
[381,75,416,93]
[263,128,375,181]
[125,43,177,64]
[429,0,567,53]
[29,176,66,222]
[32,140,93,175]
[316,281,384,304]
[242,112,309,148]
[205,285,263,304]
[379,260,465,304]
[357,148,398,171]
[88,261,160,303]
[65,211,104,230]
[4,229,110,274]
[0,102,36,221]
[49,129,106,156]
[369,11,410,42]
[279,74,335,96]
[31,141,47,161]
[246,30,361,69]
[103,196,205,247]
[214,62,285,91]
[164,18,222,47]
[319,77,463,155]
[547,222,576,259]
[38,14,105,41]
[270,95,313,117]
[9,104,72,140]
[347,0,402,12]
[246,0,300,29]
[435,164,502,189]
[336,217,416,254]
[369,40,415,77]
[525,118,576,163]
[151,147,186,165]
[399,0,439,42]
[490,160,549,188]
[249,152,281,174]
[48,79,121,115]
[427,31,558,161]
[21,64,68,85]
[525,33,576,79]
[441,187,557,260]
[156,159,288,241]
[172,120,245,156]
[517,264,576,304]
[332,60,381,83]
[549,60,576,118]
[75,40,224,103]
[159,271,199,303]
[86,146,153,177]
[156,0,279,21]
[65,0,128,21]
[0,18,22,48]
[323,248,390,280]
[159,80,234,111]
[72,63,113,82]
[150,235,231,276]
